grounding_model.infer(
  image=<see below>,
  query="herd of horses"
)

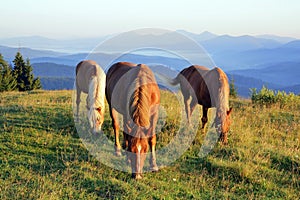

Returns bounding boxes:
[75,60,232,179]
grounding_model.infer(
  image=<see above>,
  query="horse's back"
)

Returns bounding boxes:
[179,65,209,87]
[180,65,209,78]
[137,64,160,106]
[106,62,158,96]
[107,62,136,74]
[106,62,137,103]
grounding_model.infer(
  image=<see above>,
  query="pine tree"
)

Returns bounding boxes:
[0,54,17,92]
[32,76,42,90]
[24,58,42,90]
[13,52,26,91]
[12,52,42,91]
[30,59,42,90]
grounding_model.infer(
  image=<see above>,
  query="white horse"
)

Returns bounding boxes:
[75,60,106,133]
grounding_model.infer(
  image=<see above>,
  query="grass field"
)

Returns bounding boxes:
[0,90,299,199]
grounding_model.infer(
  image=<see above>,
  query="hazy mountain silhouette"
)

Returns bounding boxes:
[1,30,300,95]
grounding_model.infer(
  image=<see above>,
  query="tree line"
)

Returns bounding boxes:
[0,52,41,92]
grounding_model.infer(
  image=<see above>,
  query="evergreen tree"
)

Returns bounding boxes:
[32,76,42,90]
[13,52,26,91]
[24,58,42,90]
[0,54,17,92]
[12,52,42,91]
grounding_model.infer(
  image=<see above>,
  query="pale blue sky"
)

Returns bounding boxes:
[1,0,299,39]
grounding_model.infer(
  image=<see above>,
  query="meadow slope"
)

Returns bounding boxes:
[0,90,299,199]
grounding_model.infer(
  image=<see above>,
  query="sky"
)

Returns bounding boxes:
[1,0,300,39]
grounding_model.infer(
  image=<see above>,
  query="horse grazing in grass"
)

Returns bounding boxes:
[75,60,106,133]
[170,65,232,144]
[106,62,160,179]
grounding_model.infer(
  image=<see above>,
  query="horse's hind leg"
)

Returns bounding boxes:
[148,105,159,171]
[75,89,81,122]
[189,97,197,123]
[149,135,158,171]
[183,95,192,124]
[110,108,122,156]
[122,117,131,150]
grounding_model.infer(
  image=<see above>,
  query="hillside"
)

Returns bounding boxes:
[31,63,75,90]
[229,62,300,87]
[227,74,282,97]
[32,62,75,78]
[0,90,299,199]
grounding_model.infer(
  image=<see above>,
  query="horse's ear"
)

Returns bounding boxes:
[227,107,233,116]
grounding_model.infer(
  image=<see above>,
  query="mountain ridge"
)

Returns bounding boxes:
[1,30,300,96]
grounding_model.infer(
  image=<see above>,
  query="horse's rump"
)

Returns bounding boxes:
[106,62,160,128]
[76,60,105,94]
[203,67,230,110]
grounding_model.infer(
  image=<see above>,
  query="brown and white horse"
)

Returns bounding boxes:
[106,62,160,179]
[75,60,106,133]
[170,65,232,144]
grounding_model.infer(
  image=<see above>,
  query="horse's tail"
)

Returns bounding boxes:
[168,75,180,86]
[129,66,151,127]
[156,73,180,86]
[75,60,84,75]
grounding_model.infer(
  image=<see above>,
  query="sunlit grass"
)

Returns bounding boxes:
[0,90,299,199]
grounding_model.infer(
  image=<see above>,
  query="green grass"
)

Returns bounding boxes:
[0,90,299,199]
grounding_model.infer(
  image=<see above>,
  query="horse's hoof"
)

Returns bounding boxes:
[75,117,80,123]
[115,150,122,156]
[150,166,159,172]
[132,173,143,180]
[221,140,228,145]
[92,131,100,137]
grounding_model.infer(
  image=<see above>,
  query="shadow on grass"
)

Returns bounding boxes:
[269,152,300,175]
[0,105,78,138]
[80,178,128,199]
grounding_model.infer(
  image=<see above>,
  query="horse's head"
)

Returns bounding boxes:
[88,106,104,133]
[127,128,149,179]
[216,107,232,144]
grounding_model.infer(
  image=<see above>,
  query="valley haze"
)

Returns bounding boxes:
[0,30,299,97]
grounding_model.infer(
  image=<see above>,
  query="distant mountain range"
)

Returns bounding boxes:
[0,35,108,53]
[0,30,299,96]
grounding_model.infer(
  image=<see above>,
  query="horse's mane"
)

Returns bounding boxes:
[205,67,229,120]
[88,67,106,110]
[129,64,153,127]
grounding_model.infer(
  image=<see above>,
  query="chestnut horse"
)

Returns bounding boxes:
[75,60,106,133]
[106,62,160,179]
[170,65,232,144]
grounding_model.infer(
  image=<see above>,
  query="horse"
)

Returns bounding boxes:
[75,60,106,133]
[106,62,160,179]
[169,65,232,144]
